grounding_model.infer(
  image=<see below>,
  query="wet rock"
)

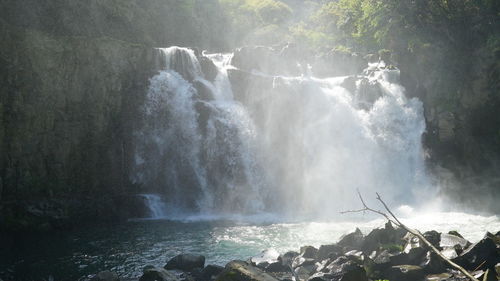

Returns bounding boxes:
[300,246,318,259]
[195,101,214,135]
[328,261,368,281]
[265,262,288,273]
[257,262,270,270]
[448,231,464,239]
[292,256,316,269]
[165,254,206,272]
[295,264,316,280]
[337,228,364,251]
[423,231,441,249]
[199,56,218,82]
[140,267,180,281]
[383,265,424,281]
[216,260,279,281]
[307,272,337,281]
[91,271,120,281]
[278,251,299,267]
[453,233,500,271]
[199,265,224,281]
[421,251,447,274]
[193,80,215,101]
[316,245,342,261]
[316,259,332,273]
[362,222,406,253]
[344,250,363,263]
[356,78,383,110]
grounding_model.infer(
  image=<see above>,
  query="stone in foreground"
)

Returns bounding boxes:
[165,254,206,271]
[140,267,179,281]
[216,260,279,281]
[91,271,120,281]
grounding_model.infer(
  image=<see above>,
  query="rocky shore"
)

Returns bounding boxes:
[88,223,500,281]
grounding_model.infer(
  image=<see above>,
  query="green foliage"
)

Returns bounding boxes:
[220,0,293,46]
[380,243,403,253]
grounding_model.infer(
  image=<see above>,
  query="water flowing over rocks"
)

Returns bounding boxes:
[94,225,499,281]
[132,46,429,218]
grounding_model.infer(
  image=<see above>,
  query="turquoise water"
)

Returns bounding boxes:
[1,211,499,281]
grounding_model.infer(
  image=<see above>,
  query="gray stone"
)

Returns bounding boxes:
[91,271,120,281]
[165,254,206,272]
[140,267,179,281]
[216,260,279,281]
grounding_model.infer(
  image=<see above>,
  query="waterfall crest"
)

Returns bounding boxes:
[133,47,431,219]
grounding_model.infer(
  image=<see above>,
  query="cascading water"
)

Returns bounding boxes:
[138,194,168,219]
[133,46,431,219]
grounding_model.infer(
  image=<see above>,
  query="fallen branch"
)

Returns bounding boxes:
[341,190,480,281]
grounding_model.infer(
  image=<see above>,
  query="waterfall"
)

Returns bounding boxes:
[133,47,431,219]
[139,194,168,219]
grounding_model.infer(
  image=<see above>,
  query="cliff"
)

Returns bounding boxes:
[0,0,227,230]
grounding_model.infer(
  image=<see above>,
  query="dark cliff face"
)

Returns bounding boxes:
[0,0,228,230]
[398,41,500,213]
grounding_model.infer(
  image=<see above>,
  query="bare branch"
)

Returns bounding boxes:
[341,191,480,281]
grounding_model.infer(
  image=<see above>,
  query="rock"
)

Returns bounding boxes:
[448,231,464,239]
[300,246,318,259]
[421,251,447,274]
[327,261,368,281]
[199,56,218,82]
[193,80,215,101]
[337,228,364,251]
[91,271,120,281]
[295,264,316,280]
[216,260,279,281]
[307,272,335,281]
[362,222,406,253]
[356,78,383,110]
[383,265,424,281]
[316,245,342,261]
[140,267,179,281]
[292,256,316,269]
[256,262,270,270]
[199,265,224,281]
[165,254,206,272]
[453,233,500,271]
[423,231,441,249]
[278,251,299,267]
[265,262,288,273]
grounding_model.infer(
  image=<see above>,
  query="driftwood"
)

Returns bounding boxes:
[340,190,480,281]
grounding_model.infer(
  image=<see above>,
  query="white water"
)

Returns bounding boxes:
[134,46,432,219]
[138,194,168,219]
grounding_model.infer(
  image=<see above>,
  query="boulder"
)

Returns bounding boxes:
[165,254,206,272]
[199,56,218,82]
[292,256,316,269]
[383,265,424,281]
[265,262,288,273]
[421,251,446,274]
[278,251,299,267]
[337,228,364,251]
[453,233,500,271]
[327,261,368,281]
[199,265,225,281]
[300,246,319,259]
[361,222,406,253]
[91,271,120,281]
[216,260,279,281]
[140,267,180,281]
[316,245,342,261]
[423,231,441,249]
